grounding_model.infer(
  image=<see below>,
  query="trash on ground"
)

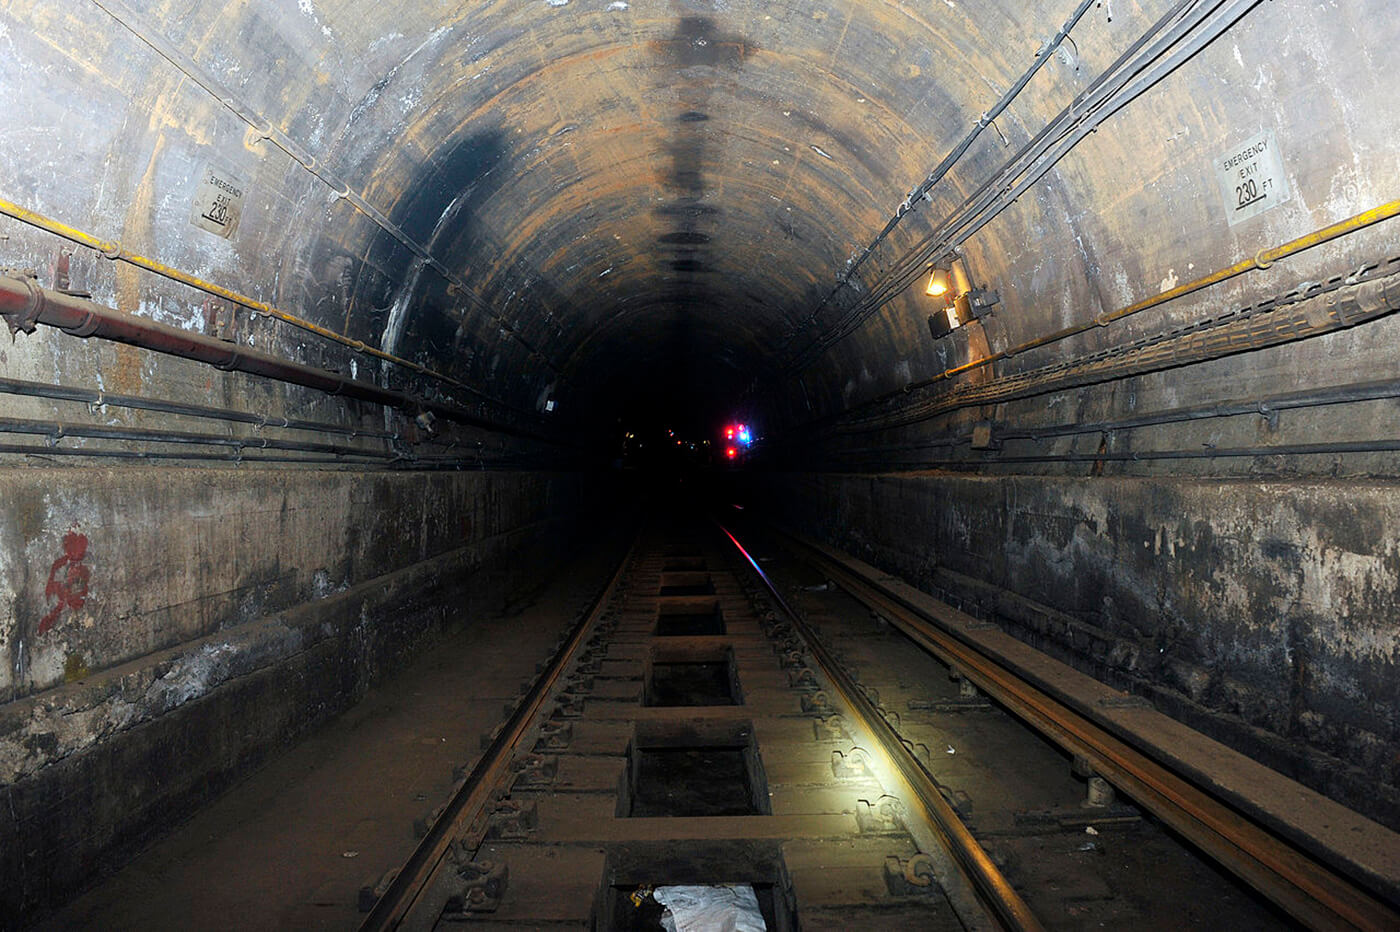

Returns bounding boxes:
[652,884,767,932]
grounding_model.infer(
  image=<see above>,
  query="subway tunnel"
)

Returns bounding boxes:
[3,0,1400,927]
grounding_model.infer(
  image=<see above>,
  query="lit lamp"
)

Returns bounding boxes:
[926,255,998,340]
[926,265,961,339]
[925,267,951,299]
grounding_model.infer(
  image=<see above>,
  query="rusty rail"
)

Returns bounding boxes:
[357,534,635,930]
[765,523,1400,931]
[719,522,1045,932]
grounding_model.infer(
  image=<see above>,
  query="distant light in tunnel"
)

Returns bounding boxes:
[723,423,754,448]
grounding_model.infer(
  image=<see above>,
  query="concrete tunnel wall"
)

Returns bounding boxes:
[749,472,1400,829]
[1,0,1400,916]
[0,469,598,914]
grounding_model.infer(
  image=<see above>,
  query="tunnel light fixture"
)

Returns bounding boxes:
[926,254,1000,341]
[925,267,951,299]
[950,259,972,300]
[927,306,965,340]
[927,257,976,304]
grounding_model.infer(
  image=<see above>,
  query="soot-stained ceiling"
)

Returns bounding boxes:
[352,2,1013,428]
[2,0,1394,438]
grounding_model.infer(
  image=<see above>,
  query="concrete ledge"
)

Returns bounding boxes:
[752,471,1400,832]
[786,525,1400,907]
[0,515,571,920]
[0,468,589,698]
[928,562,1400,832]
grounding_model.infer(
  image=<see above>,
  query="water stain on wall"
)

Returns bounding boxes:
[108,342,144,394]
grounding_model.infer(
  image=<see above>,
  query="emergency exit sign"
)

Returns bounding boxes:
[190,163,247,239]
[1214,130,1291,226]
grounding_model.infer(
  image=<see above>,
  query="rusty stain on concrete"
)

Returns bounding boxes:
[107,342,144,394]
[62,651,90,682]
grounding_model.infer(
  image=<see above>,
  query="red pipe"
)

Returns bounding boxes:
[0,274,526,436]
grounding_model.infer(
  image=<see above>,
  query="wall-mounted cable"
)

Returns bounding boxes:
[0,196,540,423]
[66,0,561,379]
[783,0,1261,372]
[773,0,1104,356]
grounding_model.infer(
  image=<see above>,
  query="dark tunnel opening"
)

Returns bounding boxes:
[2,0,1400,927]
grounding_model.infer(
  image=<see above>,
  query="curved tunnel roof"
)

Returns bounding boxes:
[299,0,1048,426]
[320,5,1018,381]
[3,0,1395,437]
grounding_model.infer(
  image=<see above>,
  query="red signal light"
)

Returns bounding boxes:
[725,446,738,459]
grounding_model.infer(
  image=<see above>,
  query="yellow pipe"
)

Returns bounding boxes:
[0,196,467,390]
[929,198,1400,386]
[6,193,1397,406]
[1097,198,1400,328]
[0,198,117,254]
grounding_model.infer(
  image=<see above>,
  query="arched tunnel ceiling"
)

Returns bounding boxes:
[173,0,1090,422]
[3,0,1395,435]
[332,0,1039,426]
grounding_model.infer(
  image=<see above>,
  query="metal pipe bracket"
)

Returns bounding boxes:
[1,272,43,336]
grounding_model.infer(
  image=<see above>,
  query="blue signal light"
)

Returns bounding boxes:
[723,422,755,449]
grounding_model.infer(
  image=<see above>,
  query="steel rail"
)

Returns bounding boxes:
[358,534,637,931]
[768,525,1400,931]
[718,522,1044,932]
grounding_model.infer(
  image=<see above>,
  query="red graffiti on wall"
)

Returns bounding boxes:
[39,531,90,635]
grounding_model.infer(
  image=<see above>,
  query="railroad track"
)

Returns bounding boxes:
[358,510,1400,930]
